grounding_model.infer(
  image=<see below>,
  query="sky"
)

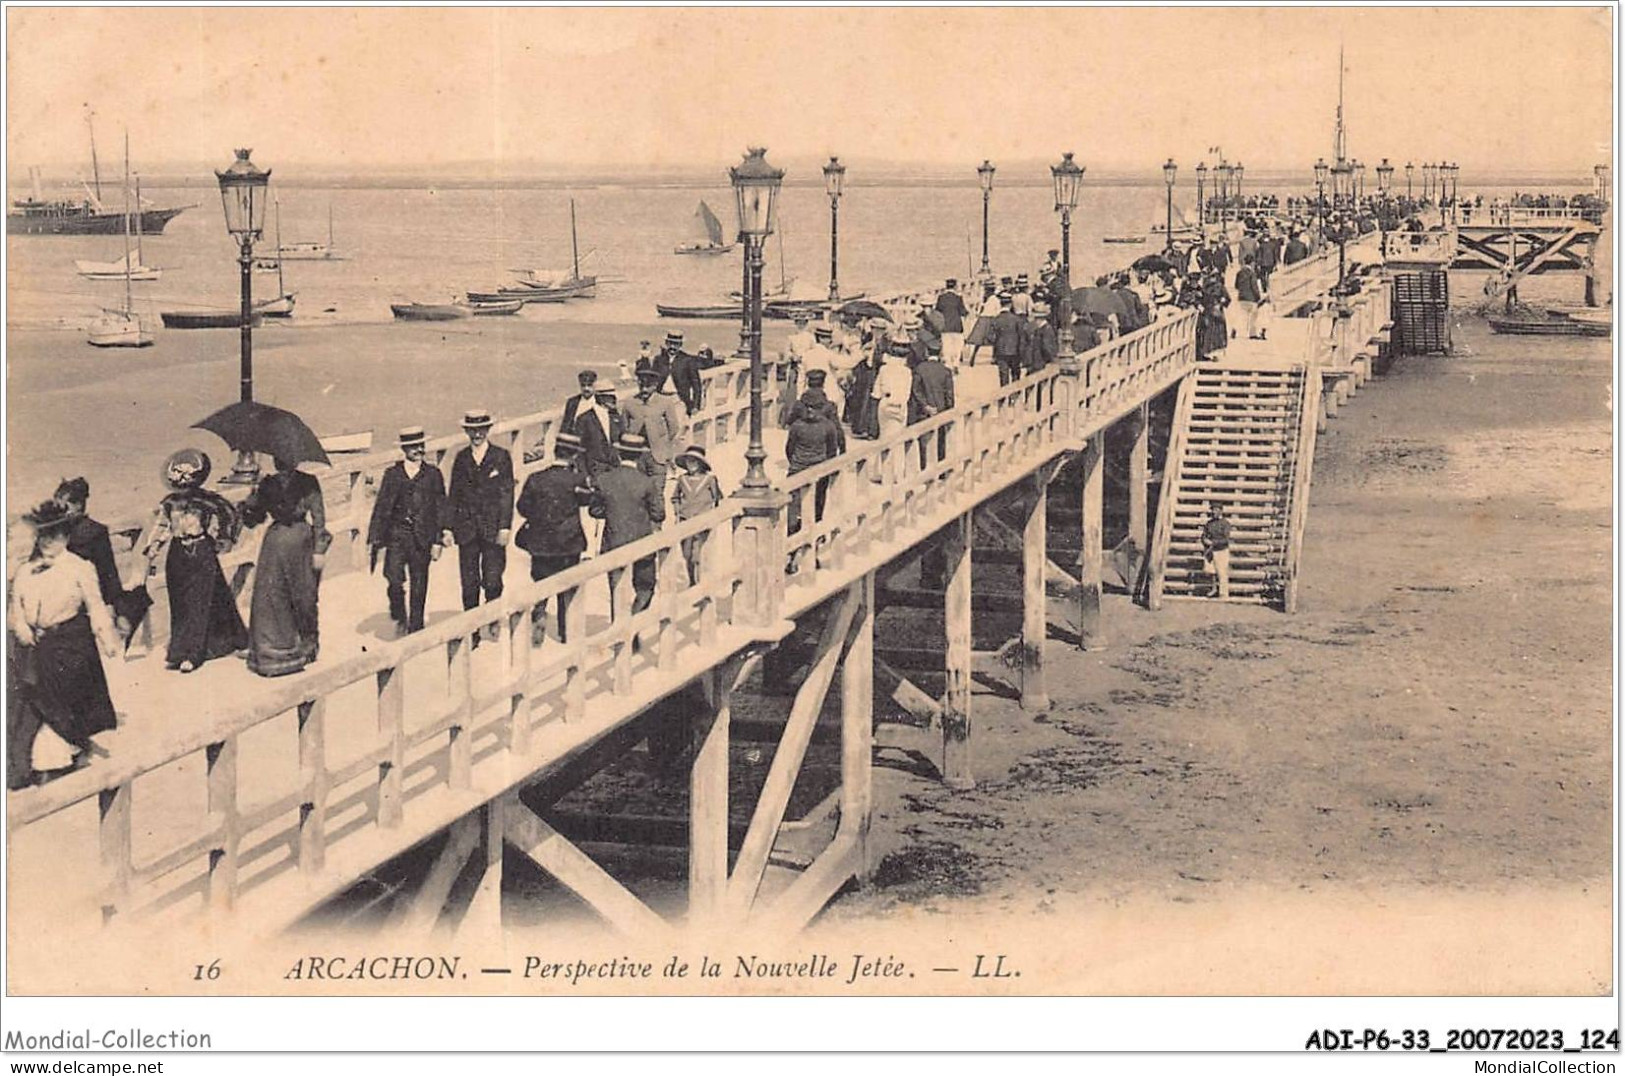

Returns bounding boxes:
[5,6,1614,178]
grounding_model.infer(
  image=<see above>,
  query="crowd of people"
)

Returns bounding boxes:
[8,218,1347,789]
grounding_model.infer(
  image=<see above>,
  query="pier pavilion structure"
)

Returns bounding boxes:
[6,242,1399,973]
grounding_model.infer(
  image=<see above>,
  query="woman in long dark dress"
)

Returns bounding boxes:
[147,449,247,673]
[1197,272,1231,360]
[240,457,329,677]
[8,500,120,785]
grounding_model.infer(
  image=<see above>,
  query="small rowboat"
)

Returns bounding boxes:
[161,308,264,329]
[467,299,523,316]
[1103,235,1148,244]
[1487,311,1610,338]
[516,277,597,300]
[656,302,743,320]
[466,288,569,305]
[391,302,469,321]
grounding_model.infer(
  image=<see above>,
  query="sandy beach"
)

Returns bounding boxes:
[815,312,1613,993]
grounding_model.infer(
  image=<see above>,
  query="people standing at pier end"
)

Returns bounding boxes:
[515,432,591,646]
[590,433,666,622]
[240,457,328,677]
[54,477,151,643]
[146,449,247,674]
[446,409,514,645]
[621,363,688,489]
[561,370,622,477]
[8,500,121,788]
[366,426,446,637]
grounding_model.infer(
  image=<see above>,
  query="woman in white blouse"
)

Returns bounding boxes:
[8,500,119,786]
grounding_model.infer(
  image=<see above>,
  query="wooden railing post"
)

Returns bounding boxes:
[447,636,473,791]
[97,784,132,925]
[205,737,240,913]
[841,573,875,882]
[1078,432,1105,648]
[297,699,329,875]
[377,665,405,827]
[730,489,789,627]
[1019,471,1050,712]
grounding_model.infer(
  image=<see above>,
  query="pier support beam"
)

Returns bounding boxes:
[690,652,759,928]
[1128,402,1150,573]
[841,573,876,881]
[1077,433,1105,649]
[1019,472,1049,711]
[941,512,974,789]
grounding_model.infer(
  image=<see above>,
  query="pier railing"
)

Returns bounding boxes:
[1269,251,1342,312]
[115,353,788,658]
[12,309,1198,935]
[1453,204,1604,227]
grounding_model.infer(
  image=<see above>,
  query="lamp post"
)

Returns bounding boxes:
[1405,160,1414,202]
[977,159,995,275]
[823,155,845,302]
[1195,161,1208,230]
[729,147,784,493]
[1234,161,1244,209]
[1423,161,1434,202]
[1162,158,1177,252]
[1596,163,1610,206]
[1313,157,1328,239]
[215,147,271,485]
[1051,151,1084,365]
[1376,158,1394,252]
[1355,159,1365,205]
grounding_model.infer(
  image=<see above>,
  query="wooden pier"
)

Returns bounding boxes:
[7,246,1397,962]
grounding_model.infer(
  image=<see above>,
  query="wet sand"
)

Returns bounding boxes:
[6,315,787,525]
[827,312,1613,993]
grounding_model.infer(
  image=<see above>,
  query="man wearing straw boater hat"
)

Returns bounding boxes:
[588,431,665,621]
[446,408,515,643]
[516,431,592,647]
[367,425,447,636]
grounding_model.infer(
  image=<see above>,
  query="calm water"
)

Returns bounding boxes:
[4,179,1598,523]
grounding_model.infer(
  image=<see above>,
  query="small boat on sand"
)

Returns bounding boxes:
[468,299,523,316]
[161,308,264,329]
[391,302,468,321]
[1104,235,1148,244]
[1487,307,1610,338]
[466,288,568,305]
[656,301,742,320]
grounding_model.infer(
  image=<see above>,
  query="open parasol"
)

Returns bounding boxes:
[192,401,331,467]
[836,299,892,322]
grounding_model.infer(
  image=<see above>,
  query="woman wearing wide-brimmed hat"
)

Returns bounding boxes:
[240,456,330,677]
[7,500,120,787]
[145,449,247,673]
[671,444,722,585]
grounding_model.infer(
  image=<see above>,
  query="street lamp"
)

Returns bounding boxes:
[215,147,271,484]
[1162,158,1177,252]
[1405,160,1414,202]
[1313,157,1328,238]
[1355,160,1366,204]
[977,159,995,274]
[1376,158,1395,252]
[1596,163,1610,205]
[729,147,784,493]
[1195,161,1208,229]
[1235,161,1244,208]
[1423,161,1434,202]
[1051,151,1084,364]
[822,155,845,302]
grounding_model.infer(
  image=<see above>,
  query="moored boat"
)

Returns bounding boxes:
[391,302,470,321]
[1487,309,1610,337]
[10,115,191,235]
[674,200,734,255]
[75,251,161,282]
[1104,235,1148,244]
[87,310,154,348]
[466,287,570,304]
[656,301,743,320]
[467,299,523,316]
[161,308,264,329]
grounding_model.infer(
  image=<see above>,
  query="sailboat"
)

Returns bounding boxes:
[256,202,343,264]
[256,196,296,317]
[76,167,161,280]
[514,199,598,298]
[86,137,155,348]
[674,200,734,255]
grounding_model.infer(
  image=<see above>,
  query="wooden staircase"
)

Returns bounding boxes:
[1147,362,1319,610]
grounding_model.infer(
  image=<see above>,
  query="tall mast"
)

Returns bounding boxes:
[570,197,580,280]
[87,108,103,204]
[121,132,132,316]
[1334,43,1347,163]
[274,194,286,296]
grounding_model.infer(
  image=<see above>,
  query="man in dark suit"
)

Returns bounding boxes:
[560,369,622,476]
[589,433,666,620]
[367,426,447,635]
[909,349,956,473]
[445,409,514,641]
[516,432,591,645]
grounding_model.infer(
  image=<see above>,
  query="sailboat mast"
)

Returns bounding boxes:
[121,133,132,315]
[87,109,103,204]
[1334,44,1347,162]
[777,224,787,295]
[570,198,581,281]
[274,195,286,296]
[134,172,145,265]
